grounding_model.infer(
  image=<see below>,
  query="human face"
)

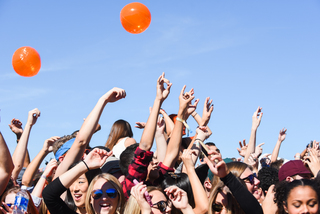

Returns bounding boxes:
[284,186,319,214]
[240,168,260,200]
[69,174,88,209]
[150,190,171,214]
[91,178,119,214]
[4,192,16,208]
[207,145,220,154]
[213,191,228,214]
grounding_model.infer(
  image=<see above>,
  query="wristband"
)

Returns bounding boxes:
[176,117,191,136]
[82,160,90,171]
[41,175,47,180]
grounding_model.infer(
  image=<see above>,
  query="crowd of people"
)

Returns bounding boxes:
[0,73,319,214]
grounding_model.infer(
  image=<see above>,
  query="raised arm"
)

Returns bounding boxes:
[12,108,40,181]
[160,108,175,138]
[0,132,14,196]
[22,136,59,186]
[9,118,30,167]
[139,73,171,151]
[54,87,126,179]
[191,97,213,134]
[154,116,167,162]
[181,149,208,214]
[244,107,263,163]
[162,86,198,168]
[270,128,287,163]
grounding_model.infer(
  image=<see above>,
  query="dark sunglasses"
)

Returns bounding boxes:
[91,188,118,199]
[152,200,170,212]
[212,202,223,212]
[241,173,257,185]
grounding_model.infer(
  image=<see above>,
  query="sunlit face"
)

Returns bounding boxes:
[213,191,228,214]
[91,178,119,214]
[69,174,88,209]
[284,186,319,214]
[240,168,261,200]
[150,190,171,214]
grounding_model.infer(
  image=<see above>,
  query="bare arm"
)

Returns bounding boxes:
[244,107,263,163]
[12,108,40,181]
[154,116,167,162]
[54,88,126,179]
[182,149,208,214]
[160,108,175,138]
[270,128,287,163]
[0,132,14,196]
[139,73,171,151]
[162,86,198,168]
[22,136,59,186]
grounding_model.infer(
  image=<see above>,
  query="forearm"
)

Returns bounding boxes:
[162,112,174,137]
[192,112,212,136]
[186,167,208,214]
[22,149,48,186]
[181,205,195,214]
[59,161,88,188]
[0,132,14,195]
[244,128,257,163]
[139,98,162,151]
[31,175,47,198]
[154,133,167,162]
[162,110,184,168]
[12,123,32,180]
[270,140,282,163]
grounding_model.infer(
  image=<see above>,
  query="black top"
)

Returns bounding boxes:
[42,177,78,214]
[221,172,263,214]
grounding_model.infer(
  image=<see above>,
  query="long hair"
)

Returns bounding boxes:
[85,173,125,214]
[105,120,133,150]
[208,181,244,214]
[124,186,163,214]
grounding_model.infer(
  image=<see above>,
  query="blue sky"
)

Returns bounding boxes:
[0,1,319,167]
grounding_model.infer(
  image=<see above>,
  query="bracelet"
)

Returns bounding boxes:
[41,175,47,180]
[176,117,191,136]
[192,112,198,117]
[82,160,90,171]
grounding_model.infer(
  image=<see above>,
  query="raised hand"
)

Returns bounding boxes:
[8,118,23,136]
[84,148,112,170]
[204,150,229,178]
[135,122,146,129]
[252,107,263,130]
[181,149,196,170]
[303,144,320,176]
[196,126,211,141]
[27,108,40,126]
[201,97,214,126]
[254,143,264,158]
[237,139,248,157]
[130,181,151,214]
[156,72,172,102]
[278,128,287,142]
[0,202,14,214]
[43,159,58,177]
[248,153,259,171]
[156,116,165,135]
[164,186,191,211]
[103,87,126,103]
[42,136,60,153]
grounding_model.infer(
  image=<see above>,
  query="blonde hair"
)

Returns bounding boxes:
[85,173,125,214]
[124,186,163,214]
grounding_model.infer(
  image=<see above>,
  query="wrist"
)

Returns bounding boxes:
[181,204,193,213]
[191,111,197,117]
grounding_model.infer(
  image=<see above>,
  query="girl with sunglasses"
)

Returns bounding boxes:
[85,173,124,214]
[43,148,112,214]
[125,182,194,214]
[204,150,263,214]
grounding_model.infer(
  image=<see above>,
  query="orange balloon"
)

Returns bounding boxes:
[120,2,151,34]
[12,46,41,77]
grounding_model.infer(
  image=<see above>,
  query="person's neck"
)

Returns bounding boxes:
[77,206,87,214]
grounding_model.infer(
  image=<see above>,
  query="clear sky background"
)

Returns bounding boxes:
[0,1,319,168]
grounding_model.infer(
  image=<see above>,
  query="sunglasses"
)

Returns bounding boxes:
[91,188,118,199]
[241,173,257,185]
[212,202,223,212]
[152,200,170,212]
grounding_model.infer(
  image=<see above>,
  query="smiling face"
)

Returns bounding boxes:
[284,186,319,214]
[239,167,261,200]
[69,174,88,209]
[90,178,119,214]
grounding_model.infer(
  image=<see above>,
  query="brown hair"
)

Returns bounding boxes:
[105,120,133,150]
[85,173,125,214]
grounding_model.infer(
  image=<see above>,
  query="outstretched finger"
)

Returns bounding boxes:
[180,85,187,96]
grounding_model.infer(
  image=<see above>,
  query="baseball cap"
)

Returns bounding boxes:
[278,160,311,181]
